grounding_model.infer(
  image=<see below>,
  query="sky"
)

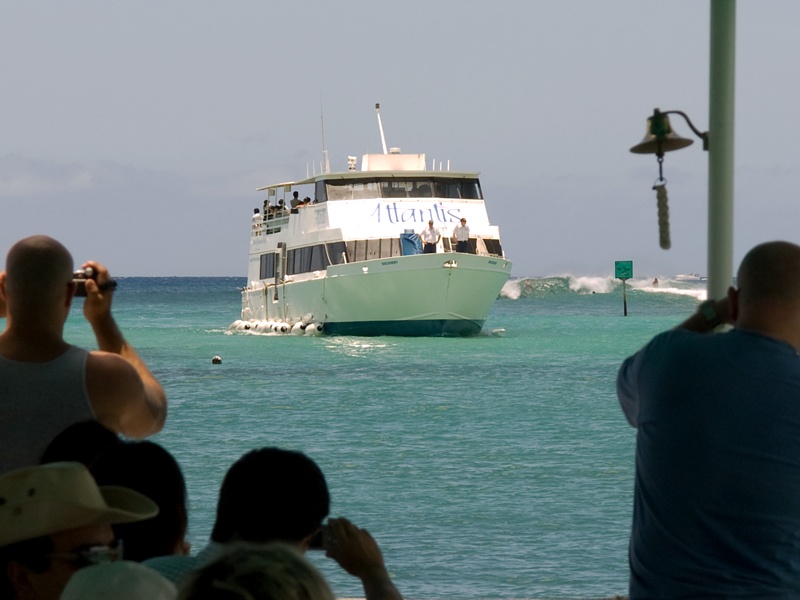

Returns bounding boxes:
[2,1,799,278]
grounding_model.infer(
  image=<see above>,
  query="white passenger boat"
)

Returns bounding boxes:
[234,106,512,336]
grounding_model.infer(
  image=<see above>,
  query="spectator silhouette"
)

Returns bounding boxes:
[145,447,402,600]
[0,462,157,600]
[618,240,800,597]
[0,236,167,474]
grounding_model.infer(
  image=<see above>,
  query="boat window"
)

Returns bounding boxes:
[381,180,411,198]
[461,179,482,199]
[309,244,327,271]
[415,182,432,197]
[325,180,380,200]
[259,253,276,279]
[326,242,347,265]
[482,239,503,257]
[315,181,327,203]
[433,178,483,199]
[320,177,480,200]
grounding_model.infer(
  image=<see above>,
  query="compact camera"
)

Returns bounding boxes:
[73,267,117,297]
[308,524,328,550]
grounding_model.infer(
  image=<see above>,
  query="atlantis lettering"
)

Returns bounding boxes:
[369,203,461,224]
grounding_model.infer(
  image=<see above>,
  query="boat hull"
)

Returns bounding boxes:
[241,252,511,336]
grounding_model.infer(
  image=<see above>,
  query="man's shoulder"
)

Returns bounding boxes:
[86,349,136,370]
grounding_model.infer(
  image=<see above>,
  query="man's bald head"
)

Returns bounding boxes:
[737,241,800,307]
[4,236,74,302]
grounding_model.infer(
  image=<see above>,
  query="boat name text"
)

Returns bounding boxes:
[369,203,462,224]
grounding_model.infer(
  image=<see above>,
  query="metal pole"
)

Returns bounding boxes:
[707,0,736,300]
[623,280,628,316]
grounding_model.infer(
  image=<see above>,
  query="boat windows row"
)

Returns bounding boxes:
[259,238,503,279]
[315,178,483,202]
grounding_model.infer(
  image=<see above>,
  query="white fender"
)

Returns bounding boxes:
[305,323,324,336]
[291,322,304,335]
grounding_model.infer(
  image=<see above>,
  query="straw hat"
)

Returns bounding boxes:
[0,461,158,547]
[61,561,177,600]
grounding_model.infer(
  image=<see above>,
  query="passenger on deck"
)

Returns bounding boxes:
[290,191,301,208]
[452,218,470,253]
[251,208,262,233]
[0,236,168,474]
[420,221,441,254]
[145,447,403,600]
[617,240,800,598]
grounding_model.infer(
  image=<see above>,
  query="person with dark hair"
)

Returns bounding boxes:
[452,217,470,253]
[39,424,189,562]
[419,220,440,253]
[146,447,402,600]
[0,462,157,600]
[91,440,190,561]
[39,419,121,467]
[0,235,168,474]
[617,240,800,597]
[209,447,328,545]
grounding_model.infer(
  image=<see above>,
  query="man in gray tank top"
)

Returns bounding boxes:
[0,236,168,474]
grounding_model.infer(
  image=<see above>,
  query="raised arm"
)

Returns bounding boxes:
[82,261,167,437]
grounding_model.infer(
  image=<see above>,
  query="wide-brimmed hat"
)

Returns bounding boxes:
[61,560,177,600]
[0,461,158,547]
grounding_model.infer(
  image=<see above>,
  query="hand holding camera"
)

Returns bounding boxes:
[73,266,117,297]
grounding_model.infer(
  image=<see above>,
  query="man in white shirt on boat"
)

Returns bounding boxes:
[452,217,470,253]
[419,220,440,254]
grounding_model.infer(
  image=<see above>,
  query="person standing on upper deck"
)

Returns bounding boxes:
[419,221,440,254]
[452,218,470,253]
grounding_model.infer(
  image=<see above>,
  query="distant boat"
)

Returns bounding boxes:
[675,273,706,282]
[233,105,512,337]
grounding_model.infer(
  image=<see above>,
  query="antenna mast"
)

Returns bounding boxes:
[320,94,330,173]
[375,103,388,154]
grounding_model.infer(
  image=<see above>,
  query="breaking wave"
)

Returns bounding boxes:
[500,275,706,301]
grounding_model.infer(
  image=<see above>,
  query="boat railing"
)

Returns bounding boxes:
[252,213,290,237]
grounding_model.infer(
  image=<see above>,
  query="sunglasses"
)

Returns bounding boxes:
[48,540,123,568]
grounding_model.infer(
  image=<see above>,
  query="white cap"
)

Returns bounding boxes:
[61,561,176,600]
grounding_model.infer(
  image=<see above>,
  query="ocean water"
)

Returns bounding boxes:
[63,275,706,599]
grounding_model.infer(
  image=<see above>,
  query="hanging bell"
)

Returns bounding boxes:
[630,109,694,155]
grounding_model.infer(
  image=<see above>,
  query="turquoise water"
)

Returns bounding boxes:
[63,276,705,599]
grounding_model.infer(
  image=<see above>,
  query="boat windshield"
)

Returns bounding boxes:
[318,177,482,202]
